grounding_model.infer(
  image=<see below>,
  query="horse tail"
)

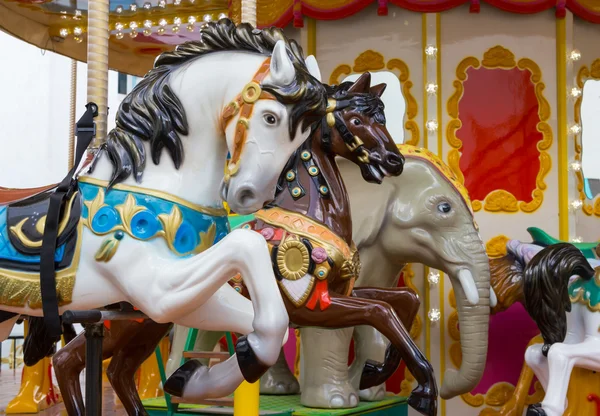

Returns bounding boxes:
[23,317,59,366]
[523,243,595,356]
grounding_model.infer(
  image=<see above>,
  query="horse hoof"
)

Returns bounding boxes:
[236,335,270,383]
[408,386,437,416]
[359,359,383,390]
[163,360,203,397]
[526,404,547,416]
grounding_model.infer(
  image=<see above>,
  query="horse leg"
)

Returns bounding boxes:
[164,283,288,401]
[286,294,436,416]
[53,323,124,416]
[113,229,288,398]
[350,287,420,398]
[107,320,172,416]
[524,344,549,392]
[166,326,192,378]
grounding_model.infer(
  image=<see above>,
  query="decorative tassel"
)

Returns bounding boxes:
[470,0,480,13]
[95,231,124,263]
[306,280,331,311]
[377,0,388,16]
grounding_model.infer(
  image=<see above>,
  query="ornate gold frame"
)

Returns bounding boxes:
[574,59,600,217]
[447,46,552,213]
[329,50,420,146]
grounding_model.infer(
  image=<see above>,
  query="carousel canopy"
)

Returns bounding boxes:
[1,0,598,76]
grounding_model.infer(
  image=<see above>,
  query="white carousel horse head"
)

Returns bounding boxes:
[103,20,327,214]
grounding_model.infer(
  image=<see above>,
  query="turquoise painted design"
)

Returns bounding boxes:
[0,206,64,264]
[584,177,593,200]
[79,182,229,257]
[569,275,600,310]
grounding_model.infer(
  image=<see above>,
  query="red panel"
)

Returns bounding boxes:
[456,66,542,202]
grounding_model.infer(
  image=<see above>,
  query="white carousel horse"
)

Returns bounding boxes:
[506,240,600,416]
[0,19,327,400]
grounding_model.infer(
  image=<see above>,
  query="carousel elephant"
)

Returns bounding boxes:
[172,145,492,408]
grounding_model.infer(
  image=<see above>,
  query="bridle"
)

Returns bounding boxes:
[277,91,380,201]
[220,57,277,182]
[322,96,371,164]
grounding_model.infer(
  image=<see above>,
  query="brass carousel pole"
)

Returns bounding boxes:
[232,3,259,412]
[68,59,77,170]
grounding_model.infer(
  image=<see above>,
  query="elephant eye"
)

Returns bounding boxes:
[437,202,452,214]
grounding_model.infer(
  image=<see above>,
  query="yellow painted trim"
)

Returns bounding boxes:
[306,18,316,57]
[556,18,569,240]
[78,176,228,217]
[435,13,446,416]
[233,380,259,415]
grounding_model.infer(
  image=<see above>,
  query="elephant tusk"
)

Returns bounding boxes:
[458,269,479,306]
[490,287,498,308]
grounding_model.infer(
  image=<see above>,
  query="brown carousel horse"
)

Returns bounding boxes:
[36,73,436,416]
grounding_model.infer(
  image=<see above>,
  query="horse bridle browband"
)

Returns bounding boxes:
[221,57,276,182]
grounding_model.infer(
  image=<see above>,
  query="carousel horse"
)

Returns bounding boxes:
[490,240,599,416]
[0,18,327,404]
[51,72,439,416]
[182,144,494,409]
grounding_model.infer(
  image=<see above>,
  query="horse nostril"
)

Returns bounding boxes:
[386,152,404,168]
[236,187,257,207]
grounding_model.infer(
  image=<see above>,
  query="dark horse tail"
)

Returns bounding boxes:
[23,317,77,366]
[523,243,595,356]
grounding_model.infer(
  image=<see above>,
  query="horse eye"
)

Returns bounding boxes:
[350,117,362,126]
[263,113,278,125]
[437,202,452,214]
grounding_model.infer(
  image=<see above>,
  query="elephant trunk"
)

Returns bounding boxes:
[440,244,490,400]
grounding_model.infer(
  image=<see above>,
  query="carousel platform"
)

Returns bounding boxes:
[142,395,408,416]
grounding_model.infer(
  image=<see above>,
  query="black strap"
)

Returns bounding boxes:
[40,103,98,341]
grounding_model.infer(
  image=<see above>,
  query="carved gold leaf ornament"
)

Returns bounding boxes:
[116,194,146,236]
[447,46,552,213]
[575,59,600,217]
[329,50,420,146]
[486,235,510,258]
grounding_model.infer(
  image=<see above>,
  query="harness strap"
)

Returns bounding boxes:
[221,58,276,180]
[40,103,98,341]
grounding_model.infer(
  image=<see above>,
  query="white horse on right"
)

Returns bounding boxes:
[506,240,599,416]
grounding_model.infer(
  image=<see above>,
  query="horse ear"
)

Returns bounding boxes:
[370,83,387,97]
[348,72,371,93]
[304,55,322,82]
[270,40,295,86]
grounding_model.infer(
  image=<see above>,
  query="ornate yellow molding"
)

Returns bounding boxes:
[485,235,510,258]
[574,59,600,217]
[330,50,420,146]
[447,46,552,213]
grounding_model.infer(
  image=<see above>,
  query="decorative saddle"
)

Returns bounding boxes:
[0,185,82,308]
[232,207,360,311]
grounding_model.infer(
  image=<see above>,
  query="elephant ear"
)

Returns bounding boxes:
[346,162,394,247]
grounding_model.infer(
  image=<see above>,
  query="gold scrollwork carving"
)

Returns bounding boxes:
[574,59,600,217]
[330,50,420,145]
[447,46,552,213]
[486,235,510,258]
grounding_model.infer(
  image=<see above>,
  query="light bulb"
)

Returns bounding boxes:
[157,27,165,34]
[172,25,180,33]
[143,2,151,9]
[569,49,581,61]
[115,22,124,30]
[570,87,582,98]
[203,14,212,22]
[188,16,196,24]
[143,28,152,36]
[570,124,582,135]
[570,236,583,243]
[144,19,152,28]
[73,26,83,35]
[187,24,194,32]
[570,199,583,209]
[130,30,138,38]
[428,271,440,285]
[425,45,437,57]
[173,17,181,25]
[219,13,227,19]
[174,0,181,4]
[116,5,123,13]
[130,4,137,11]
[428,309,441,322]
[426,82,438,95]
[426,120,438,133]
[59,28,68,37]
[74,36,82,43]
[570,161,582,172]
[115,31,124,39]
[74,10,82,19]
[159,18,167,27]
[158,0,166,7]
